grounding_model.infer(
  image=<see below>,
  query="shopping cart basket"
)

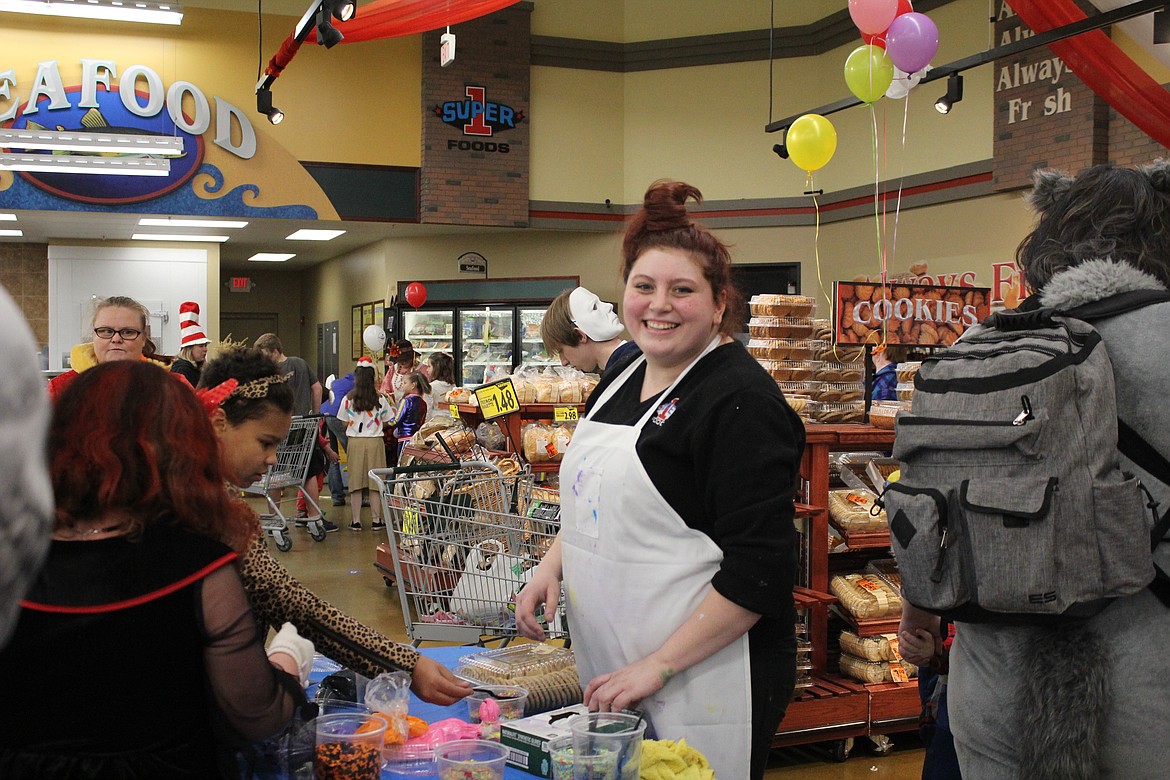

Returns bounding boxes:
[371,460,567,646]
[242,414,328,552]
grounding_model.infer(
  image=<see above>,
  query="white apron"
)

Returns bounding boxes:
[560,337,752,779]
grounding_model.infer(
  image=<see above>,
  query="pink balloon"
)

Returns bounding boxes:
[885,12,939,74]
[861,0,913,46]
[849,0,899,36]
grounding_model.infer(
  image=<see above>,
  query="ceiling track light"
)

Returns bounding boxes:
[935,73,964,115]
[315,4,344,48]
[256,87,284,125]
[772,126,789,160]
[325,0,356,23]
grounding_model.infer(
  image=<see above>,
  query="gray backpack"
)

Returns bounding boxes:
[881,291,1170,623]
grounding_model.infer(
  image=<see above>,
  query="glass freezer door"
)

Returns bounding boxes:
[460,307,514,386]
[402,309,455,362]
[519,307,558,369]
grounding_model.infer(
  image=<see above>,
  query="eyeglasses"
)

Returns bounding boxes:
[93,327,143,341]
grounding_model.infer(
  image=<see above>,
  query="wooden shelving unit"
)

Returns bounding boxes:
[777,422,919,750]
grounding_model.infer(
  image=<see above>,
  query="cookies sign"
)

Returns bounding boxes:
[833,282,991,347]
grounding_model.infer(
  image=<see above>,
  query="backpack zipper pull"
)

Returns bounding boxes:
[930,528,950,584]
[1012,395,1033,426]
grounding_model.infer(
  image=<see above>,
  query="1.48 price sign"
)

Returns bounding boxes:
[473,377,521,420]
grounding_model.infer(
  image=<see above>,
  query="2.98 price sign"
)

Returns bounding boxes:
[474,378,521,420]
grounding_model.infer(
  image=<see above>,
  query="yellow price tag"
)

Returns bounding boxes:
[554,406,579,422]
[449,404,460,418]
[473,378,521,421]
[403,506,421,535]
[890,663,910,683]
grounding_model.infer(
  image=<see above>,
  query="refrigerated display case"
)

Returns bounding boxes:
[394,277,579,387]
[460,307,514,386]
[401,310,455,361]
[519,307,559,369]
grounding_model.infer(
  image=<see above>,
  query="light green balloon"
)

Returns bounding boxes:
[844,44,895,104]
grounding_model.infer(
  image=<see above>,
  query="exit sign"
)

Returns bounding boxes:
[229,277,253,293]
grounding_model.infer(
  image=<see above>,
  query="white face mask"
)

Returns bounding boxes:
[569,287,623,342]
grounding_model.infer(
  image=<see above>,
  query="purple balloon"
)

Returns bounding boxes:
[885,12,939,74]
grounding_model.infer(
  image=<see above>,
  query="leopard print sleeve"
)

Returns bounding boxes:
[240,534,420,677]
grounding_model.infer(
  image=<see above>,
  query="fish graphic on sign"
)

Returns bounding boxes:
[24,108,187,159]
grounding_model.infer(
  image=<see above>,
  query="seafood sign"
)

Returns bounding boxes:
[833,282,991,347]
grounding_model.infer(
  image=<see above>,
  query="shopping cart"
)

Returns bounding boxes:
[371,460,566,646]
[242,414,329,552]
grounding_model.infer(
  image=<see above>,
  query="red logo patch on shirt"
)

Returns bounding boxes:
[652,397,680,426]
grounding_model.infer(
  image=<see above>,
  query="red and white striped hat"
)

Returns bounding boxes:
[179,301,211,347]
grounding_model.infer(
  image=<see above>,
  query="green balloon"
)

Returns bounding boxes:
[844,44,895,104]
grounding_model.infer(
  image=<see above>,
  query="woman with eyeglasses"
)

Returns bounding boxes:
[47,295,168,401]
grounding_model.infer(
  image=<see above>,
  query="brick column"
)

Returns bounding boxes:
[420,4,531,227]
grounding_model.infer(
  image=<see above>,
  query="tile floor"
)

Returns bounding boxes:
[269,501,928,779]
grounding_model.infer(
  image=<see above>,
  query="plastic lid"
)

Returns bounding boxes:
[456,644,575,682]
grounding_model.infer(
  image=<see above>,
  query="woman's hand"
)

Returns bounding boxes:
[410,655,472,706]
[584,656,670,713]
[515,538,563,641]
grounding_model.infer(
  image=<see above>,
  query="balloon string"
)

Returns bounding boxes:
[809,175,831,319]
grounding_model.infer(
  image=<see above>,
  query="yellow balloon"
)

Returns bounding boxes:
[786,114,837,173]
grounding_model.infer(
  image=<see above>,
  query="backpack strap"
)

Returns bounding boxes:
[1063,289,1170,322]
[1070,290,1170,605]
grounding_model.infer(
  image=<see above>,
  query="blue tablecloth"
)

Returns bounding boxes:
[309,645,538,779]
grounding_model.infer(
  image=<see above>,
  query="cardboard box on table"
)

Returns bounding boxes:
[500,704,590,778]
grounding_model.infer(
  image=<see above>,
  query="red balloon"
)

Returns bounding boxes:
[860,0,913,47]
[404,282,427,309]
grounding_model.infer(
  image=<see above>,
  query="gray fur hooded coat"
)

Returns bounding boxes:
[948,259,1170,780]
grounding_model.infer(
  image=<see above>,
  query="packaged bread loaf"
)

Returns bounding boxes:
[865,558,901,591]
[445,387,472,404]
[580,375,599,402]
[512,377,537,404]
[839,654,918,684]
[533,379,558,404]
[827,488,888,533]
[830,573,903,619]
[839,630,895,662]
[522,423,572,463]
[748,294,816,317]
[558,379,582,404]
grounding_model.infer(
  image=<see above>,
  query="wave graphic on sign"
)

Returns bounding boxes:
[0,162,317,219]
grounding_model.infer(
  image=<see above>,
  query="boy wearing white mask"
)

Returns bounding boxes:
[541,286,639,375]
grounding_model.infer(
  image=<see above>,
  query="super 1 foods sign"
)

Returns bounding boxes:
[0,59,257,204]
[434,84,524,154]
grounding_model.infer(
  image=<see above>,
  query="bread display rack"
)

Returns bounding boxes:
[447,403,583,474]
[772,423,919,760]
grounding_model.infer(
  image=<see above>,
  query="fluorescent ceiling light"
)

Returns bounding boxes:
[131,233,229,243]
[0,214,16,221]
[248,252,297,262]
[0,0,184,25]
[0,128,183,156]
[0,153,169,176]
[286,228,345,241]
[0,229,22,237]
[139,217,248,228]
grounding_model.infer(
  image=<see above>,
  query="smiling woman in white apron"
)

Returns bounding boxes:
[517,180,805,779]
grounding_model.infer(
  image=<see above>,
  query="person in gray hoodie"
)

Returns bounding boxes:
[0,285,52,649]
[944,161,1170,779]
